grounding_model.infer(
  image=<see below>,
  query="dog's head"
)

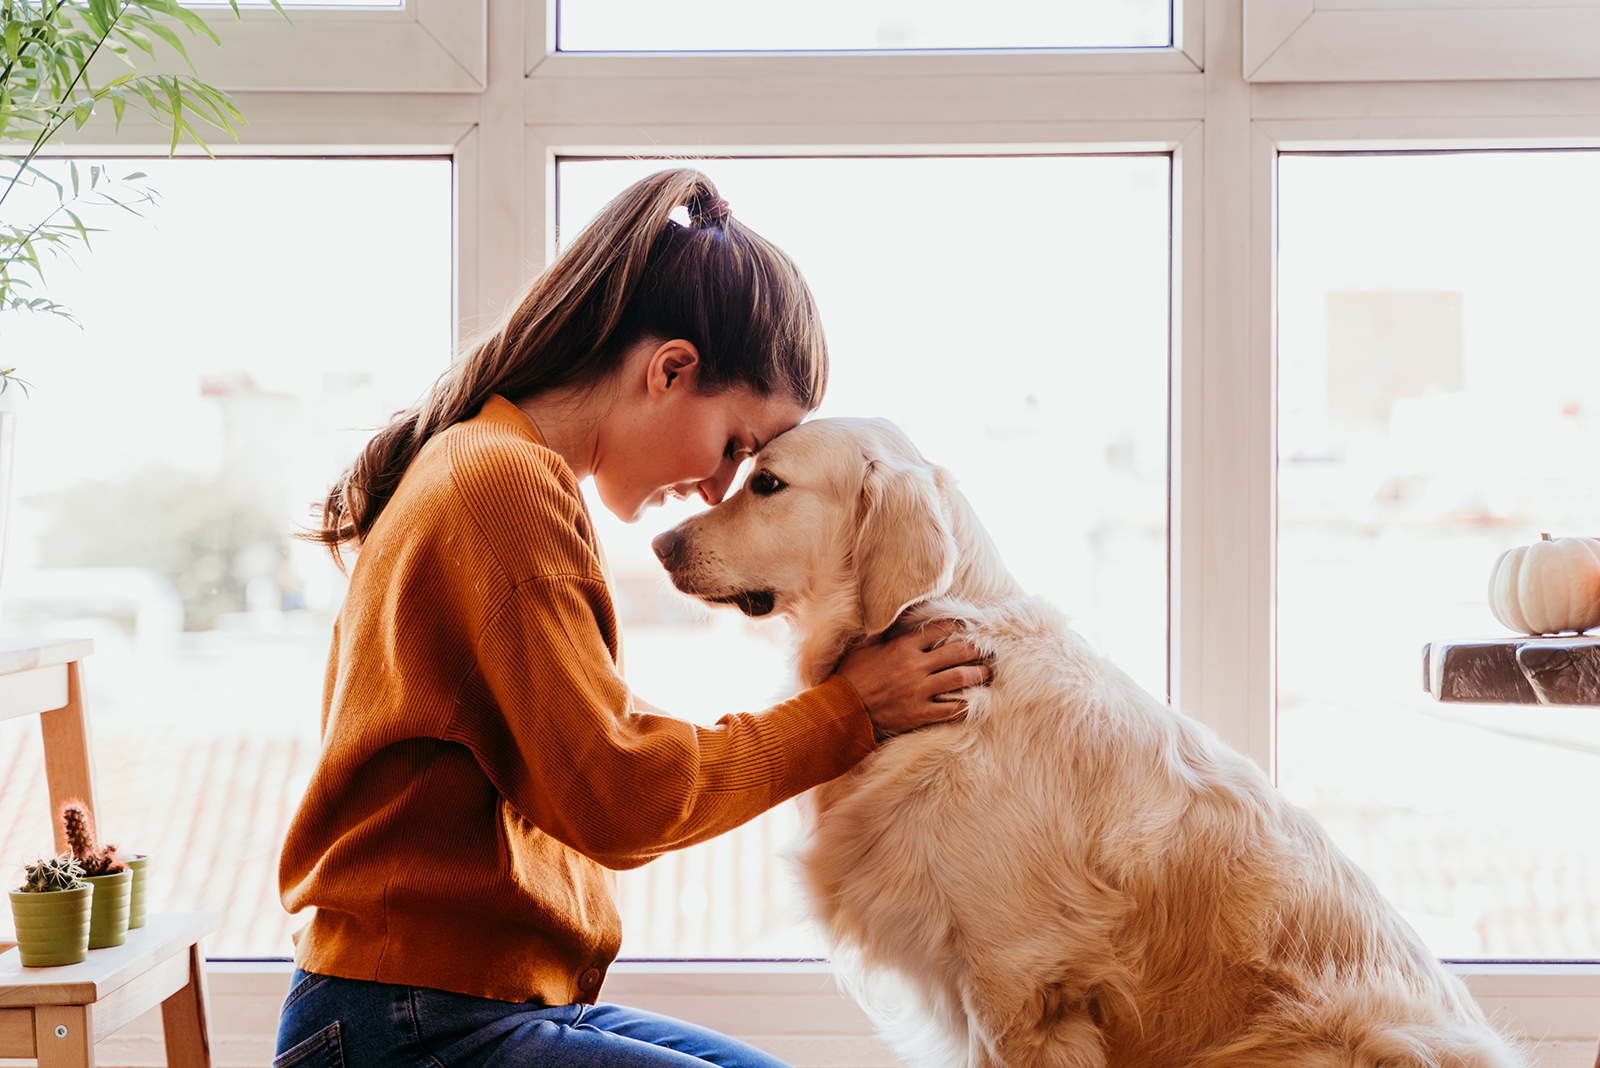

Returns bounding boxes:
[651,418,959,646]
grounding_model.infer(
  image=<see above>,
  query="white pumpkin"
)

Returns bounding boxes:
[1488,534,1600,635]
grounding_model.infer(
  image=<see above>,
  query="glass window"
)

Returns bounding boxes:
[560,154,1171,954]
[1277,150,1600,959]
[557,0,1170,52]
[190,0,401,8]
[0,157,453,957]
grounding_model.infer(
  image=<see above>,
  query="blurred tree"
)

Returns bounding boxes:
[31,464,285,630]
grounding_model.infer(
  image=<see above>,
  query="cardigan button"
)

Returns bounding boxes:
[578,968,601,991]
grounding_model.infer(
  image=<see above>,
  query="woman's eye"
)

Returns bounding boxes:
[749,471,785,497]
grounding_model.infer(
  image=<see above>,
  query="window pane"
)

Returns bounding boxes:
[1278,151,1600,959]
[192,1,402,9]
[558,0,1170,51]
[0,157,452,957]
[190,0,401,8]
[560,155,1170,955]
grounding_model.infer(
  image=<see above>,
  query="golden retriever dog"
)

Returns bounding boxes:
[650,417,1525,1068]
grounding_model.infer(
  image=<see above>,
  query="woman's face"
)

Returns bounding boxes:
[594,342,809,524]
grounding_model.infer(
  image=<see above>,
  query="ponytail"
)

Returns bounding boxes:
[306,168,828,557]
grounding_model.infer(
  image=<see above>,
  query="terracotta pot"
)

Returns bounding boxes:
[84,869,132,949]
[9,885,93,966]
[126,855,149,929]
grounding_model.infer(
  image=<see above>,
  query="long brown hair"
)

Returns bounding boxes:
[308,167,828,556]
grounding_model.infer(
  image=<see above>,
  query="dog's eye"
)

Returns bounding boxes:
[749,470,785,497]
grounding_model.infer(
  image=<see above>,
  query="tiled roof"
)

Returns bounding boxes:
[1,718,317,957]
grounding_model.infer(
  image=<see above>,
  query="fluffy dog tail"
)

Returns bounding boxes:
[1186,980,1529,1068]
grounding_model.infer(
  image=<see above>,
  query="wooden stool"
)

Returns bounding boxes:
[1,912,218,1067]
[0,638,218,1066]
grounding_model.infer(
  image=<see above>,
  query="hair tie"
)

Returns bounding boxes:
[690,194,733,228]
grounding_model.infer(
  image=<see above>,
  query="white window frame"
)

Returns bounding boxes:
[107,0,487,91]
[1245,0,1600,83]
[54,0,1600,1060]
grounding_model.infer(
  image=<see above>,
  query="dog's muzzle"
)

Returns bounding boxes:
[651,528,688,571]
[651,529,776,617]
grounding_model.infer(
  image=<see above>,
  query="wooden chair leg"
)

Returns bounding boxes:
[34,1004,93,1068]
[159,942,212,1068]
[40,662,99,855]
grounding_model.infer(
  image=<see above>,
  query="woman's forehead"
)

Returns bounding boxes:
[726,390,807,443]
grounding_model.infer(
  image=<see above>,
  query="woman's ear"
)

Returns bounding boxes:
[854,458,957,638]
[647,339,701,396]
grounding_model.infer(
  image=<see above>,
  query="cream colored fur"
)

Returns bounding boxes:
[656,417,1526,1068]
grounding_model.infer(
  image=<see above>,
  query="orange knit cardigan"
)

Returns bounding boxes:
[279,395,875,1004]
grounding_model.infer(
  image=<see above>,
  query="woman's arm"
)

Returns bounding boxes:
[461,572,873,868]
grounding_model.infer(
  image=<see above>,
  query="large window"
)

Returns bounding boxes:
[1277,150,1600,959]
[0,157,452,957]
[561,154,1171,954]
[556,0,1172,51]
[9,0,1600,1060]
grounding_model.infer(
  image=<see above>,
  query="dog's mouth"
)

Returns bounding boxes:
[707,589,776,617]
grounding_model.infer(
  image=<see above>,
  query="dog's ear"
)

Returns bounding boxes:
[854,458,957,638]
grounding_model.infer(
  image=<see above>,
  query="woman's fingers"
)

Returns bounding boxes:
[887,622,990,706]
[890,620,982,662]
[837,618,991,741]
[926,661,990,701]
[896,623,990,699]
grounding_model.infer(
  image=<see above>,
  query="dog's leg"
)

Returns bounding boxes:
[961,979,1108,1068]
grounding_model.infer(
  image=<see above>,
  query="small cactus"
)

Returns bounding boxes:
[59,797,96,856]
[57,797,127,876]
[19,854,86,893]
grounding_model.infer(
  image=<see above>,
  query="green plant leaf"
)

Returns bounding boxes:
[114,24,152,54]
[0,0,282,345]
[164,75,179,153]
[124,14,183,58]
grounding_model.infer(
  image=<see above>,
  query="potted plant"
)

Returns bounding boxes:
[126,851,149,929]
[8,854,93,966]
[58,798,130,949]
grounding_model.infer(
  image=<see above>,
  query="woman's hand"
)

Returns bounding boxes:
[836,620,989,742]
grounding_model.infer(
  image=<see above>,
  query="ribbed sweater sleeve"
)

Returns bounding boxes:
[463,576,871,868]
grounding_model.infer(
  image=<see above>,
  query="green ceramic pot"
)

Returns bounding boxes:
[84,869,132,949]
[9,885,93,966]
[125,855,149,930]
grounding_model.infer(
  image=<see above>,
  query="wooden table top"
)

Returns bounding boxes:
[1424,635,1600,706]
[0,912,217,1006]
[0,638,93,678]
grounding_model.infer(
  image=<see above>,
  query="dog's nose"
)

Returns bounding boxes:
[652,529,685,570]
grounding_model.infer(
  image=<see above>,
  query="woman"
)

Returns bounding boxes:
[275,168,986,1068]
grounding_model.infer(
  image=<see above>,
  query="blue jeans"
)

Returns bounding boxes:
[274,969,793,1068]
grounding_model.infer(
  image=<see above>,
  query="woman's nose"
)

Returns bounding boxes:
[696,463,739,505]
[696,479,726,506]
